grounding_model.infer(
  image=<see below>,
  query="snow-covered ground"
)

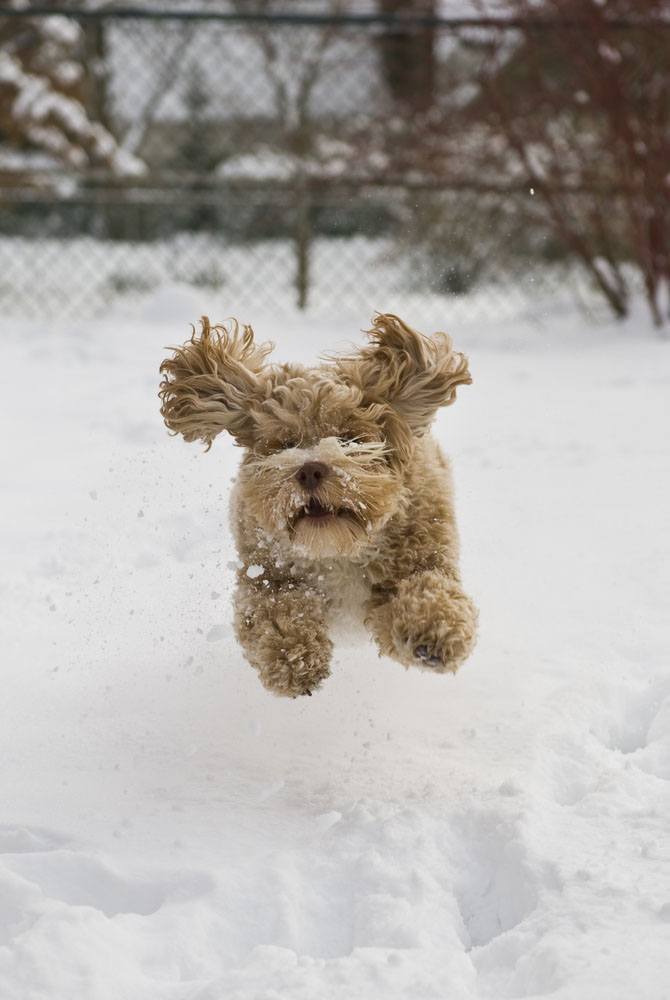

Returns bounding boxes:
[1,288,669,999]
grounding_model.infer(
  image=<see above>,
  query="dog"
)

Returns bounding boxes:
[159,313,477,697]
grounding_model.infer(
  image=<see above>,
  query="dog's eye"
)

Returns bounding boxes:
[339,432,358,445]
[283,440,298,450]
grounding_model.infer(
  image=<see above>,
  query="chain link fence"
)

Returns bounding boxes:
[0,4,659,323]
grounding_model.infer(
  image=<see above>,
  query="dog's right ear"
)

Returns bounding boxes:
[159,316,272,449]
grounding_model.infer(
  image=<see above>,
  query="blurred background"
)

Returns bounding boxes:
[1,0,668,329]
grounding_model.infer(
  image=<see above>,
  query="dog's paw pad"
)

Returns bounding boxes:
[414,645,443,668]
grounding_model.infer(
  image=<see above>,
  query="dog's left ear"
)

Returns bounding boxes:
[339,313,471,435]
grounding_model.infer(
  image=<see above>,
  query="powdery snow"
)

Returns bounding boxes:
[1,290,669,999]
[246,565,266,580]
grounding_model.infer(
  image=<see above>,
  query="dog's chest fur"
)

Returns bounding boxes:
[320,559,371,624]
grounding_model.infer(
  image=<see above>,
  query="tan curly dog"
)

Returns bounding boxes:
[159,313,477,697]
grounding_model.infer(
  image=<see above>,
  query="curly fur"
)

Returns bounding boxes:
[158,317,273,448]
[160,312,477,697]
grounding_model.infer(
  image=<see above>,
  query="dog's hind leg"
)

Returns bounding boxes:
[234,572,332,697]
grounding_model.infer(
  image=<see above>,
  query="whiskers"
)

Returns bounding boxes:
[338,438,389,462]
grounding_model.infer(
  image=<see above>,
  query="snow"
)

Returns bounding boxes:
[1,292,669,999]
[246,565,266,580]
[36,14,80,48]
[0,49,145,178]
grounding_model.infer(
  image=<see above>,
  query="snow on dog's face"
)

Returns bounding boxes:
[159,313,471,558]
[240,411,400,559]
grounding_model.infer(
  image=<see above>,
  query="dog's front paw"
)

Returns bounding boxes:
[367,569,478,674]
[235,578,333,697]
[261,630,333,698]
[406,608,475,671]
[237,604,332,698]
[397,585,478,673]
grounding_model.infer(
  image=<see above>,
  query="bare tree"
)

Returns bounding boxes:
[230,0,348,308]
[120,21,197,158]
[470,0,670,328]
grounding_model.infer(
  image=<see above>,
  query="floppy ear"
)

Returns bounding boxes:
[339,313,471,435]
[159,316,272,449]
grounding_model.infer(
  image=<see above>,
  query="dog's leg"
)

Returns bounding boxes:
[234,573,332,697]
[365,568,477,674]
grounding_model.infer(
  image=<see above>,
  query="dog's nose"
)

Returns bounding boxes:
[296,461,329,493]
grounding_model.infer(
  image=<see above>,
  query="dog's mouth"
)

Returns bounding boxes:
[290,497,360,528]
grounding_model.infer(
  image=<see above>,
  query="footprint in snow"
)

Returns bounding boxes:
[605,678,670,766]
[0,825,67,854]
[451,809,544,949]
[0,827,213,918]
